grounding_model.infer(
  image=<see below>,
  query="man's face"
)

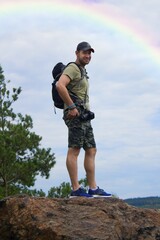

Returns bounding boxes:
[76,50,92,66]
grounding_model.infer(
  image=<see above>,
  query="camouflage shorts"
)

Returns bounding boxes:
[63,107,96,150]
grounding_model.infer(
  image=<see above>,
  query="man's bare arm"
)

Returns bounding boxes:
[56,74,79,118]
[56,74,73,106]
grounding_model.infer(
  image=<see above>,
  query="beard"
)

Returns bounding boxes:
[78,57,90,67]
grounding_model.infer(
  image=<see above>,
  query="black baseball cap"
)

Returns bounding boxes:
[76,41,94,53]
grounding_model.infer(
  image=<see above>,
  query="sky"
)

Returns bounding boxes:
[0,0,160,199]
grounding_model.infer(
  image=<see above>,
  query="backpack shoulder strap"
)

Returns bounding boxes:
[65,62,84,79]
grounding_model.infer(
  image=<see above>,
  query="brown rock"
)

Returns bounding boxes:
[0,195,160,240]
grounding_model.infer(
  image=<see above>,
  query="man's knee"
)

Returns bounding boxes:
[68,147,81,157]
[85,147,97,156]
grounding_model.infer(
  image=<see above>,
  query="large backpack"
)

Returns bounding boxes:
[51,62,83,110]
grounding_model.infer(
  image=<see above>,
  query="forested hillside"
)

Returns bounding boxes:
[124,196,160,209]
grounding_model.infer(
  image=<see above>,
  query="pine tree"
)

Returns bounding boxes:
[0,66,56,198]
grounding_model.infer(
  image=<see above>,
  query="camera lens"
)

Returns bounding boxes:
[79,110,95,121]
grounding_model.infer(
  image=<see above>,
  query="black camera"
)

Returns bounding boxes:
[79,109,95,121]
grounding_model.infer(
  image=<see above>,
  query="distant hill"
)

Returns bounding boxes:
[124,196,160,209]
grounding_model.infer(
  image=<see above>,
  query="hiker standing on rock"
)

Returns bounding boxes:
[56,41,111,198]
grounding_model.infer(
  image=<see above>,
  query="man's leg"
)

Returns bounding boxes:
[84,147,112,197]
[84,147,97,189]
[66,147,81,191]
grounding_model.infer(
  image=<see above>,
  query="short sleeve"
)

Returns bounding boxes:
[62,63,81,81]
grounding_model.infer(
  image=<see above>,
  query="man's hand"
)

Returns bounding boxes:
[67,108,80,119]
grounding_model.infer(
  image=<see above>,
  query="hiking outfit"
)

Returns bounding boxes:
[63,63,96,150]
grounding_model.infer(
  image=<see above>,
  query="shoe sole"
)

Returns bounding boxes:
[69,196,94,198]
[92,195,112,198]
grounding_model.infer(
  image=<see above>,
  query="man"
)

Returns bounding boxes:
[56,41,111,197]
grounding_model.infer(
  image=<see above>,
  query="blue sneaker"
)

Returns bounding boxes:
[70,187,93,198]
[88,187,112,198]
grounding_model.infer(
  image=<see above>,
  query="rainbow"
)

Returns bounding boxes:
[1,0,160,65]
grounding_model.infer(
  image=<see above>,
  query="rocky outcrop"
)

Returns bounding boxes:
[0,195,160,240]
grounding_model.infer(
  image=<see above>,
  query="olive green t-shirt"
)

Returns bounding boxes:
[63,63,90,110]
